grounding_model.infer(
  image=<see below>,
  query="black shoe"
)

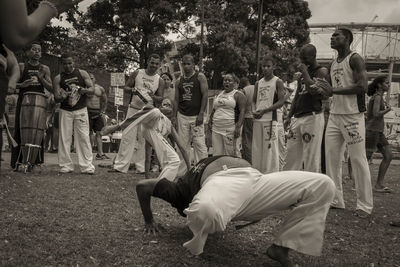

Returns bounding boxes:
[95,154,103,160]
[108,168,123,173]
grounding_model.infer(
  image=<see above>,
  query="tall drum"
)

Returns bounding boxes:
[19,92,47,166]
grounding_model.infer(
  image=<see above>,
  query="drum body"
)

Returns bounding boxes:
[20,92,47,165]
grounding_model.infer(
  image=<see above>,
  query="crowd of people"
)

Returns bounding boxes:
[0,2,399,266]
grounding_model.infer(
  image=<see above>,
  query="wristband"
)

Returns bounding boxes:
[39,1,59,18]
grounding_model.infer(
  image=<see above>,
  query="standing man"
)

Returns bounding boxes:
[10,42,52,170]
[110,53,165,173]
[317,28,373,217]
[240,77,254,164]
[53,53,95,174]
[284,44,329,172]
[252,55,286,174]
[87,73,109,160]
[175,54,208,173]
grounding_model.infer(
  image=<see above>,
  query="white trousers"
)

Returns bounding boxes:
[325,113,373,213]
[113,106,145,173]
[211,129,241,157]
[252,120,279,174]
[58,107,94,173]
[176,112,208,174]
[142,127,180,181]
[183,168,335,256]
[277,122,286,171]
[284,113,324,172]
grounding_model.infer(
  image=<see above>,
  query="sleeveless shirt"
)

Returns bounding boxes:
[212,89,238,134]
[255,76,279,122]
[292,66,323,117]
[330,52,366,114]
[60,69,87,111]
[130,69,160,109]
[19,63,45,96]
[177,72,202,116]
[366,94,385,132]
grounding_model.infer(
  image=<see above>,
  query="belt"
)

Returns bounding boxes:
[294,110,322,119]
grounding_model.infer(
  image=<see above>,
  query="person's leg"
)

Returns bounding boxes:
[252,120,263,172]
[325,114,346,209]
[302,113,324,172]
[133,126,146,172]
[58,109,74,172]
[277,122,286,171]
[342,114,373,214]
[73,108,94,173]
[375,142,392,190]
[191,121,208,162]
[264,121,279,173]
[113,107,139,173]
[235,171,335,258]
[241,118,253,164]
[283,117,303,171]
[176,112,192,174]
[211,131,224,156]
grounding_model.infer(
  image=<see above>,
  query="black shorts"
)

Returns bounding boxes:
[366,130,389,153]
[88,112,104,133]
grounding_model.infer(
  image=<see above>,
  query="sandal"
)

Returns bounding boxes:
[373,187,393,193]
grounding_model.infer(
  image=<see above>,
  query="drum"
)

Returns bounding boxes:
[19,92,47,165]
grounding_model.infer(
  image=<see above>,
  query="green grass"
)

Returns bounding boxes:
[1,162,399,266]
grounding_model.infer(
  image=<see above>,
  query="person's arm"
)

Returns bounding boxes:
[5,47,20,93]
[38,64,52,92]
[136,178,162,234]
[124,70,138,93]
[170,127,191,170]
[372,95,392,117]
[173,78,180,118]
[53,74,68,102]
[196,73,208,126]
[99,86,108,114]
[79,69,94,95]
[234,91,246,138]
[0,0,81,51]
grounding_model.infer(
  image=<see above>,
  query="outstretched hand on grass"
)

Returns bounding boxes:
[144,221,164,235]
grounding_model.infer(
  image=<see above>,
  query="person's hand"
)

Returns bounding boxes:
[283,118,291,131]
[386,104,392,111]
[8,80,17,94]
[60,88,69,99]
[144,221,164,235]
[195,113,204,126]
[234,126,241,138]
[20,78,35,88]
[297,63,308,74]
[253,110,264,120]
[38,65,46,81]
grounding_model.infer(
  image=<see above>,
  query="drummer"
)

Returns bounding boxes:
[10,41,52,170]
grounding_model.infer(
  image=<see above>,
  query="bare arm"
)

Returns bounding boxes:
[100,86,108,113]
[234,91,246,138]
[5,48,20,93]
[136,178,161,234]
[372,95,391,117]
[124,70,138,93]
[79,70,94,95]
[196,73,209,126]
[170,127,191,170]
[53,74,67,102]
[150,77,165,106]
[38,65,52,92]
[173,78,180,117]
[0,0,80,51]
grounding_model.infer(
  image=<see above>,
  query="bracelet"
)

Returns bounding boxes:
[39,1,59,18]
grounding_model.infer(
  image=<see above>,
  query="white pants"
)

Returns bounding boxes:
[114,106,145,173]
[142,127,180,181]
[211,129,241,157]
[284,113,324,172]
[277,122,286,171]
[325,113,373,213]
[252,120,279,174]
[183,168,335,256]
[177,112,208,174]
[58,107,94,173]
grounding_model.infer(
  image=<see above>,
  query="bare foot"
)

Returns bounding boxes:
[266,244,293,267]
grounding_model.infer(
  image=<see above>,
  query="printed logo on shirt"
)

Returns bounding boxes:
[259,85,271,101]
[331,68,344,88]
[182,82,194,101]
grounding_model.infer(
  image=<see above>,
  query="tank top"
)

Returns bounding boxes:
[255,76,278,122]
[366,93,385,132]
[19,63,45,96]
[60,69,87,111]
[177,72,202,116]
[243,85,255,119]
[330,52,366,114]
[292,66,323,117]
[212,89,237,134]
[129,69,160,109]
[152,155,228,217]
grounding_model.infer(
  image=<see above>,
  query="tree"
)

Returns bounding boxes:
[179,0,311,87]
[82,0,198,69]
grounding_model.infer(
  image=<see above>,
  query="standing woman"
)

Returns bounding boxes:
[365,75,393,193]
[208,73,246,156]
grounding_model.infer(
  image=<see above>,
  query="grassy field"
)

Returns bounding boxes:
[0,157,399,266]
